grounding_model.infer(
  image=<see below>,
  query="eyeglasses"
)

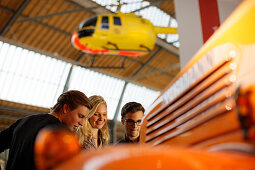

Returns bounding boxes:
[124,119,142,126]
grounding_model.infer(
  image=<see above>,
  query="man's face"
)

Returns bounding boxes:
[122,111,144,140]
[61,105,90,131]
[89,103,107,129]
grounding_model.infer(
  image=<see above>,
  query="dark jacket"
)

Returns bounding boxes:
[0,114,62,170]
[117,136,140,144]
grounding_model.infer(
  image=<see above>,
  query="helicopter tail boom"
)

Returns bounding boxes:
[154,26,178,35]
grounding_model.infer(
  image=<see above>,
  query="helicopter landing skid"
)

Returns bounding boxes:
[102,41,119,50]
[140,44,151,51]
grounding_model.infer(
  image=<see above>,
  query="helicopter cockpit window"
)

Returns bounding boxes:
[101,16,109,29]
[78,16,97,30]
[113,17,121,26]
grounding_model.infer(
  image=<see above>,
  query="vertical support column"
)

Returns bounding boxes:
[174,0,241,69]
[63,65,74,93]
[198,0,220,43]
[217,0,240,23]
[110,81,128,143]
[174,0,203,69]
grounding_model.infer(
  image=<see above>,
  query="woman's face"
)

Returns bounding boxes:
[89,103,107,129]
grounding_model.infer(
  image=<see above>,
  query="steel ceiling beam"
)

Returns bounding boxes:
[17,8,88,22]
[156,38,178,56]
[119,54,175,78]
[0,5,71,36]
[0,0,30,36]
[131,0,176,20]
[130,47,162,79]
[65,0,97,14]
[75,53,85,62]
[133,63,180,80]
[89,54,96,67]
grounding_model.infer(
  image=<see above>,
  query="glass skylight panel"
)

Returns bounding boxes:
[0,40,159,121]
[115,0,143,13]
[167,34,179,43]
[170,17,178,27]
[173,41,180,48]
[117,83,159,121]
[106,5,117,12]
[68,65,158,120]
[126,0,142,12]
[68,65,125,120]
[95,0,104,6]
[104,0,118,12]
[0,41,71,108]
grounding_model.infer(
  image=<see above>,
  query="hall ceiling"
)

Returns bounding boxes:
[0,0,179,91]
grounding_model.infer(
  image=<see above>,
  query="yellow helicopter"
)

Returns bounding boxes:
[71,11,178,57]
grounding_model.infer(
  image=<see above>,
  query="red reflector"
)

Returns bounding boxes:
[71,32,109,54]
[118,51,141,57]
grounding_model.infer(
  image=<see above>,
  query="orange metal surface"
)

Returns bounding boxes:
[192,130,252,149]
[53,145,255,170]
[150,108,240,146]
[140,0,255,148]
[34,127,81,170]
[146,77,233,135]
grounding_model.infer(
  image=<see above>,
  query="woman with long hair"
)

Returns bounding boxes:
[76,95,110,150]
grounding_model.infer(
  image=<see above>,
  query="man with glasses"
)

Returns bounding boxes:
[118,102,145,144]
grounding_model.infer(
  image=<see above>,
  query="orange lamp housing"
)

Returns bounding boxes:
[34,127,81,170]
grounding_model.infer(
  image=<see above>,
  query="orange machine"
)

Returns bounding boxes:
[34,0,255,169]
[139,0,255,149]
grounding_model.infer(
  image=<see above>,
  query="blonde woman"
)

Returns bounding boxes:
[77,95,110,150]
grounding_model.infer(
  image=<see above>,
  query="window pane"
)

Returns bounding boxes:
[102,16,109,23]
[101,16,109,29]
[117,83,159,121]
[79,16,97,29]
[114,16,121,25]
[68,66,125,120]
[0,41,71,108]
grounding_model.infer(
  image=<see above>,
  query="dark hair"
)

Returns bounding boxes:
[51,90,92,113]
[121,102,145,120]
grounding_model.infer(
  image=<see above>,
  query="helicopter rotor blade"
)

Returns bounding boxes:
[129,0,169,13]
[118,1,145,6]
[116,0,121,11]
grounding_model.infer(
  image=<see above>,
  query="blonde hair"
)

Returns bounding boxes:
[77,95,110,145]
